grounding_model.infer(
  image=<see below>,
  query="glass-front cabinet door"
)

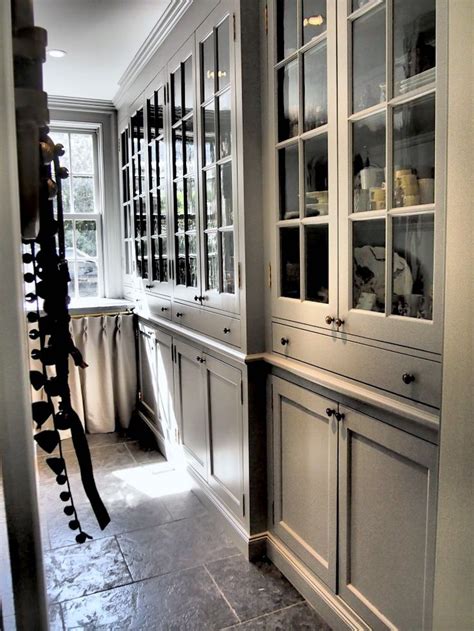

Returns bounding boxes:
[130,107,148,287]
[120,125,134,283]
[270,0,338,327]
[144,70,173,296]
[168,38,200,303]
[338,0,445,353]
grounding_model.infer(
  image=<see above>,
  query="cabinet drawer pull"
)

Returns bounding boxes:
[402,373,415,384]
[176,312,184,318]
[335,318,344,328]
[334,411,345,422]
[194,295,200,302]
[326,408,334,417]
[280,337,289,346]
[325,316,335,325]
[196,356,206,364]
[145,284,153,289]
[223,327,231,334]
[161,306,168,312]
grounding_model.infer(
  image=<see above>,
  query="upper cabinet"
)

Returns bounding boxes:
[268,0,446,356]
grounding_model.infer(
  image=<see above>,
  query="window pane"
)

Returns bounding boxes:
[280,227,300,298]
[218,91,232,159]
[78,260,98,298]
[51,132,70,170]
[353,219,386,312]
[64,219,74,255]
[303,42,327,131]
[279,144,299,220]
[183,56,193,117]
[277,0,297,61]
[172,66,182,123]
[220,162,233,227]
[185,119,194,175]
[76,220,97,257]
[217,18,230,91]
[202,34,215,102]
[72,177,95,213]
[60,178,71,213]
[353,112,386,212]
[206,232,218,290]
[306,225,329,303]
[394,0,435,96]
[303,0,327,44]
[203,102,216,165]
[393,95,435,208]
[205,169,217,229]
[70,133,94,173]
[304,134,328,217]
[222,231,235,294]
[392,214,434,320]
[278,60,298,141]
[352,4,386,113]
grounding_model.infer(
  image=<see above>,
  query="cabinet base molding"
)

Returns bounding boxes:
[266,533,370,631]
[186,465,266,561]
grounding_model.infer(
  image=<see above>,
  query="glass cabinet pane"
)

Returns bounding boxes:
[353,219,386,312]
[222,231,235,294]
[205,169,217,229]
[218,91,232,159]
[204,102,216,165]
[174,128,183,178]
[187,234,198,286]
[393,0,436,96]
[202,34,215,102]
[206,233,218,289]
[217,18,230,91]
[352,3,386,113]
[302,0,327,44]
[303,42,327,131]
[393,95,435,208]
[278,61,299,141]
[185,119,194,174]
[306,225,329,303]
[175,181,184,232]
[391,214,434,320]
[277,0,297,61]
[279,144,299,220]
[304,134,328,217]
[186,178,197,231]
[220,163,233,226]
[183,57,193,117]
[172,67,182,122]
[156,88,164,134]
[280,227,300,298]
[353,112,386,212]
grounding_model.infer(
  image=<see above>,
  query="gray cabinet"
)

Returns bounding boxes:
[271,377,337,590]
[137,322,158,425]
[174,337,245,519]
[338,406,438,631]
[270,375,438,630]
[154,329,175,452]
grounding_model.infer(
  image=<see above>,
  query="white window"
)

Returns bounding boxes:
[50,126,104,299]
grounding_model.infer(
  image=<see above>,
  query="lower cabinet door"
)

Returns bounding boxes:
[137,324,158,424]
[174,340,208,479]
[155,329,174,449]
[205,354,244,519]
[338,407,438,631]
[272,377,338,590]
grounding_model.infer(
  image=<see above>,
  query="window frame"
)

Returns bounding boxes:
[50,122,105,300]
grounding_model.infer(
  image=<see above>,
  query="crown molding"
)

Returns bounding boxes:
[113,0,193,109]
[48,95,116,114]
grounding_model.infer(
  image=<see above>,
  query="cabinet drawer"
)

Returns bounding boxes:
[272,323,441,408]
[172,302,241,347]
[141,294,172,321]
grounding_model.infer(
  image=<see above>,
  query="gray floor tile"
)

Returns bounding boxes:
[228,602,332,630]
[206,556,304,622]
[125,442,167,465]
[162,491,208,521]
[117,513,238,581]
[46,497,173,549]
[66,444,136,474]
[44,536,131,603]
[61,566,238,630]
[0,604,64,631]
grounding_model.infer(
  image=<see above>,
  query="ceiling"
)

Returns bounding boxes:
[34,0,171,101]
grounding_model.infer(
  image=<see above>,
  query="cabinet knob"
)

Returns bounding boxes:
[335,318,344,328]
[335,411,345,422]
[161,307,168,312]
[326,408,334,417]
[223,328,231,334]
[280,337,289,346]
[325,316,335,325]
[194,295,200,302]
[176,312,183,318]
[402,373,415,384]
[196,356,206,364]
[145,284,153,289]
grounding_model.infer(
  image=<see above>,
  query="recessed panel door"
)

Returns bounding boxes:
[272,376,337,590]
[155,329,175,452]
[137,324,157,424]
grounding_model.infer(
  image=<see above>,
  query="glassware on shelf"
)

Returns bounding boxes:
[304,134,328,217]
[352,112,386,212]
[393,95,435,208]
[391,214,434,320]
[352,219,386,312]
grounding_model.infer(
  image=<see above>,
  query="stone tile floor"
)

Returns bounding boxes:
[1,433,332,630]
